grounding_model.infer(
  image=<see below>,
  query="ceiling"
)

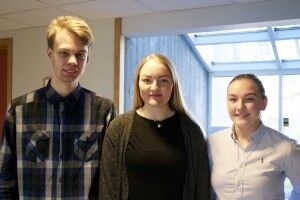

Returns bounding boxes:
[0,0,269,32]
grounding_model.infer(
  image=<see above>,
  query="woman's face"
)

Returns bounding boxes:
[138,59,173,109]
[227,78,267,129]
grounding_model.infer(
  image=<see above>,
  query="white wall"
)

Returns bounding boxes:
[0,18,115,100]
[81,19,115,99]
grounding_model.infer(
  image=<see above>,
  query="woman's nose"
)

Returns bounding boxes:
[236,99,244,109]
[150,80,160,90]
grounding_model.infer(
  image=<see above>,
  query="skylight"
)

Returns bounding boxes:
[188,25,300,72]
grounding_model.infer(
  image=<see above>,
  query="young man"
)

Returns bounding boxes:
[0,16,116,199]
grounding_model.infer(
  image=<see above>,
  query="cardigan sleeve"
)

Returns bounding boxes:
[196,130,210,200]
[99,118,122,200]
[180,114,210,200]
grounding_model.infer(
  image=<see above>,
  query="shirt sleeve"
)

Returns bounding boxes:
[286,140,300,200]
[105,103,116,128]
[0,104,19,199]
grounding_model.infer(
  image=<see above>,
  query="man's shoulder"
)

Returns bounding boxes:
[81,87,115,108]
[11,87,44,107]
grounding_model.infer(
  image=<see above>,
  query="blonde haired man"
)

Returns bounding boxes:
[0,16,115,199]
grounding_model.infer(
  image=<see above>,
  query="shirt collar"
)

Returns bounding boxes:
[44,80,82,107]
[230,122,266,145]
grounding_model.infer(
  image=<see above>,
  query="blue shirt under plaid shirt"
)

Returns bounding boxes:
[0,81,116,199]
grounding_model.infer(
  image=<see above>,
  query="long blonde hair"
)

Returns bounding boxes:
[133,53,189,115]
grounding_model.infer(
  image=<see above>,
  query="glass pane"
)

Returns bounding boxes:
[211,77,231,127]
[193,27,267,36]
[282,75,300,143]
[259,76,279,130]
[196,41,275,64]
[276,39,300,60]
[211,75,278,130]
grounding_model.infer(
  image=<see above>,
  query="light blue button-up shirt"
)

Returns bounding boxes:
[207,123,300,200]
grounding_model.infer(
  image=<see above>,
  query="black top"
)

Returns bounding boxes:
[125,111,187,200]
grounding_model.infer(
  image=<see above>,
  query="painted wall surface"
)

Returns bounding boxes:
[0,18,115,101]
[124,35,208,130]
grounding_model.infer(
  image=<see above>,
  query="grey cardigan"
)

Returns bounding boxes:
[99,110,210,200]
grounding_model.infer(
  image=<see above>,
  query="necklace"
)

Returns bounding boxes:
[138,107,174,129]
[154,120,162,128]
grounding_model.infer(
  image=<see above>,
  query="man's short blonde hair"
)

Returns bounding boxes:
[46,16,94,49]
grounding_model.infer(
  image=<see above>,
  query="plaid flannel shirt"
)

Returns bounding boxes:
[0,82,115,199]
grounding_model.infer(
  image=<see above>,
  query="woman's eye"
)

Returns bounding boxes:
[246,98,255,101]
[142,79,151,84]
[159,78,172,84]
[228,98,237,102]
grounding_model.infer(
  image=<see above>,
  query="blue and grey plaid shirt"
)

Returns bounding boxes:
[0,82,116,199]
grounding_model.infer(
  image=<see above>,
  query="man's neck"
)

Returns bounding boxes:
[50,79,78,97]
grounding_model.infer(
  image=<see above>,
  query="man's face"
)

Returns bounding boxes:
[47,29,89,88]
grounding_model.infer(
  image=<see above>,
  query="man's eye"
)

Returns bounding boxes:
[76,53,86,60]
[59,51,69,57]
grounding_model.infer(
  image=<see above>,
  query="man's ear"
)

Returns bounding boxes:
[47,48,53,60]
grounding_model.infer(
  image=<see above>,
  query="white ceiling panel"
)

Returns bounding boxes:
[234,0,267,3]
[37,0,95,6]
[60,0,152,19]
[0,0,293,32]
[0,0,48,14]
[3,7,73,27]
[0,17,30,31]
[137,0,233,12]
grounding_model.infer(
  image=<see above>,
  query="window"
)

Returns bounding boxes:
[197,41,274,64]
[188,25,300,71]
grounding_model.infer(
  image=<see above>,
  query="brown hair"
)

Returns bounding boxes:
[46,16,94,49]
[228,73,266,99]
[133,53,189,115]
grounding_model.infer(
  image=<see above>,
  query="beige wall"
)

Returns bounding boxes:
[0,18,115,100]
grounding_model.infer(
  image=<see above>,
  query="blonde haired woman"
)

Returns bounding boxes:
[100,54,210,200]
